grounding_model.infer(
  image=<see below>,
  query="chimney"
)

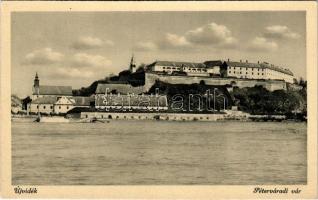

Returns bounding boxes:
[227,58,230,62]
[257,61,259,64]
[240,59,242,63]
[246,60,248,63]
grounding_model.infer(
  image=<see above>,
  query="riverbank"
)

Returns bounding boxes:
[12,111,306,123]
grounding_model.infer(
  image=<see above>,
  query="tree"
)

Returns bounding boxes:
[299,77,307,88]
[136,63,146,72]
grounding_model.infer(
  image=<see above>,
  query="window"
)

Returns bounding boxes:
[246,72,248,74]
[229,71,231,73]
[50,106,53,109]
[262,73,264,75]
[234,71,235,74]
[43,106,46,109]
[252,73,254,75]
[258,73,259,75]
[37,105,39,109]
[59,106,61,109]
[240,72,242,74]
[246,67,248,70]
[67,106,69,109]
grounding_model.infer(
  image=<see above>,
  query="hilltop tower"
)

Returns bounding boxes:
[129,55,136,73]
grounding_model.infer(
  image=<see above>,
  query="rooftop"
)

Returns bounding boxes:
[148,61,206,68]
[32,96,57,104]
[33,85,73,96]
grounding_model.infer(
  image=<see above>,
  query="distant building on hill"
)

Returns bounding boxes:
[146,61,222,77]
[145,59,295,83]
[225,59,294,83]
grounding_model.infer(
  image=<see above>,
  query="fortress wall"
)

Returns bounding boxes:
[144,73,286,92]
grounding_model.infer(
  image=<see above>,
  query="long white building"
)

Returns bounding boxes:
[146,61,221,77]
[146,59,294,83]
[226,60,294,83]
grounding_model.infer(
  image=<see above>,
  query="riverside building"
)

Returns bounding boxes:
[28,73,93,114]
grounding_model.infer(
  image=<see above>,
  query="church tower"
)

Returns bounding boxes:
[34,72,39,87]
[32,72,40,98]
[129,55,136,73]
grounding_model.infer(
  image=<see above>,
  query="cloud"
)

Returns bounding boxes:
[160,33,191,49]
[23,48,64,65]
[247,37,278,52]
[50,53,112,79]
[185,22,237,47]
[70,53,112,68]
[134,41,158,51]
[71,36,113,50]
[136,22,237,51]
[55,68,95,78]
[263,25,300,40]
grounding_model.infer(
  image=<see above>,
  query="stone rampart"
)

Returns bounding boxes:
[144,73,286,92]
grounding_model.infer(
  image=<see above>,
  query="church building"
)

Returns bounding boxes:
[32,72,73,100]
[28,73,92,115]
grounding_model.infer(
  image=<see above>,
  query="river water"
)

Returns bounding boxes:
[12,121,307,185]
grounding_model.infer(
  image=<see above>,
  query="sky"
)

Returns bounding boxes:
[11,11,306,98]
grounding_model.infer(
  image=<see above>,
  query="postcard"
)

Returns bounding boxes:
[0,1,317,199]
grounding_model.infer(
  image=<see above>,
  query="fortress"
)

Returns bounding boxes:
[145,59,294,83]
[26,57,299,116]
